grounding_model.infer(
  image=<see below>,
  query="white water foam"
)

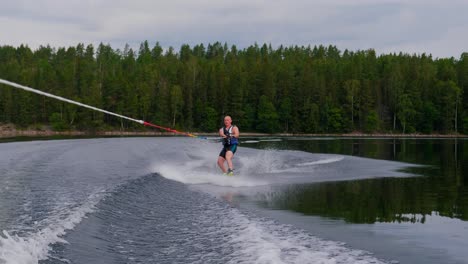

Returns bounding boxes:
[151,146,296,187]
[219,207,389,264]
[150,142,273,187]
[0,192,103,264]
[155,161,268,187]
[152,141,414,188]
[296,156,344,166]
[242,140,261,143]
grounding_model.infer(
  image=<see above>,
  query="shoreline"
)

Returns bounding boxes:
[1,128,467,139]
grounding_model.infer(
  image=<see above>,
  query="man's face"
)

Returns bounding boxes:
[224,116,232,127]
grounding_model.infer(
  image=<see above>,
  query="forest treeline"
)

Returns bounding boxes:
[1,41,468,134]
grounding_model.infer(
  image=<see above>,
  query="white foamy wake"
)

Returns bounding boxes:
[153,146,348,187]
[155,162,268,187]
[296,156,344,166]
[242,140,261,143]
[218,208,389,264]
[151,143,276,187]
[152,141,413,188]
[0,192,103,264]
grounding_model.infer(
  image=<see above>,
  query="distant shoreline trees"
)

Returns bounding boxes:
[1,41,467,134]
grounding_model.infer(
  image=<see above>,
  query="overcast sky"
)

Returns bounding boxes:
[1,0,467,58]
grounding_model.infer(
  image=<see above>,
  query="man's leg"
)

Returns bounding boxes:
[218,156,227,173]
[226,151,234,170]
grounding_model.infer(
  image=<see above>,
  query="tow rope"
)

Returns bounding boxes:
[0,78,206,139]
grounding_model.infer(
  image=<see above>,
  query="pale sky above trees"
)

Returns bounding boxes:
[1,0,467,58]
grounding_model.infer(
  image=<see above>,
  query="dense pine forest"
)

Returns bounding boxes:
[1,41,467,134]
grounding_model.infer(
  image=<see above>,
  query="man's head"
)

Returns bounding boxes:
[224,116,232,127]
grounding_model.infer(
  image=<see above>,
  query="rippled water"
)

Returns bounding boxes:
[0,137,466,263]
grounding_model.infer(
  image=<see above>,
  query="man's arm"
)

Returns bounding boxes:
[232,126,240,138]
[219,128,226,138]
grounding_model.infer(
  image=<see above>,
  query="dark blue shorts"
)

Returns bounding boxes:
[219,144,237,159]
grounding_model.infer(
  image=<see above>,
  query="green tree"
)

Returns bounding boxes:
[436,80,462,132]
[256,95,279,133]
[278,97,292,132]
[364,110,379,133]
[344,79,361,130]
[49,112,67,131]
[170,84,183,128]
[199,106,218,132]
[397,93,416,133]
[326,106,343,133]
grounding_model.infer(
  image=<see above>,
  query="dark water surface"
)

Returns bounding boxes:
[0,137,466,264]
[241,137,468,264]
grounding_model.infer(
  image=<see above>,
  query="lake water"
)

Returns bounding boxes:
[0,137,467,264]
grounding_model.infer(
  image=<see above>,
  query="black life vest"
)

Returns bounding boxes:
[223,125,238,145]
